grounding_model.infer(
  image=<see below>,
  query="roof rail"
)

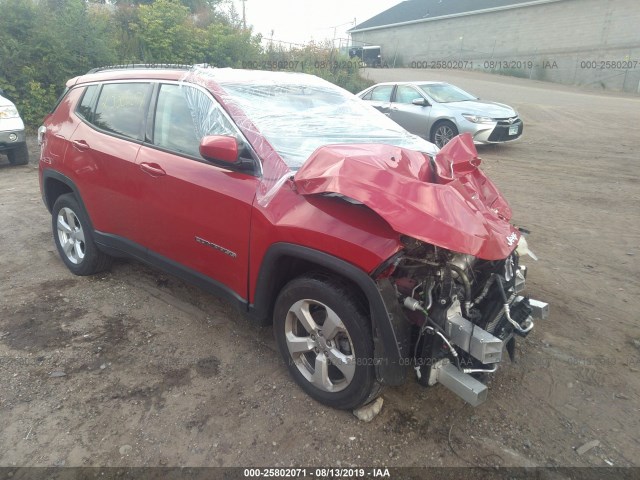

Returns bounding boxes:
[86,63,201,74]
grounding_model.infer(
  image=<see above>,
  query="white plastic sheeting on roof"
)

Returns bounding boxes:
[180,66,437,205]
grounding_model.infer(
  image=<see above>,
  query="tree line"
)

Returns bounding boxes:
[0,0,371,129]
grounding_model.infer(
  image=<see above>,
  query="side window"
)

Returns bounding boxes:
[360,90,373,101]
[76,85,99,122]
[395,85,422,104]
[93,83,149,140]
[370,85,393,102]
[153,84,237,159]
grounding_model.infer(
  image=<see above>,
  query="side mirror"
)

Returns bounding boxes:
[412,98,429,107]
[199,135,238,164]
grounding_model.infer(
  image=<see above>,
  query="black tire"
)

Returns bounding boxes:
[273,274,381,409]
[7,143,29,165]
[51,193,112,276]
[431,120,458,148]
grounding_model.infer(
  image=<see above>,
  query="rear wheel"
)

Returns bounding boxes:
[7,143,29,165]
[431,120,458,148]
[273,274,380,409]
[52,193,112,275]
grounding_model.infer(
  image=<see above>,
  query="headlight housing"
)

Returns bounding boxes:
[462,114,494,124]
[0,105,20,119]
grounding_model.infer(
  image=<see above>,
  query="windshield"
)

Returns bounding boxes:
[215,70,437,169]
[418,83,476,103]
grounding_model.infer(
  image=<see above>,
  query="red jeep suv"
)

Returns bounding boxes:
[39,65,547,409]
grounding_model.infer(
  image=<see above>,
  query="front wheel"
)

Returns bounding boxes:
[431,120,458,148]
[273,274,381,410]
[51,193,112,276]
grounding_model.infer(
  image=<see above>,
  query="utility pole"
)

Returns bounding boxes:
[241,0,247,30]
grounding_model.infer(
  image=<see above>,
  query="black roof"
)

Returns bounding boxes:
[351,0,550,31]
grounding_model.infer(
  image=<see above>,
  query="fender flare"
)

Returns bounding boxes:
[251,243,408,385]
[41,170,90,218]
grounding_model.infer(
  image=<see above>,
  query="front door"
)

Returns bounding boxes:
[136,83,258,299]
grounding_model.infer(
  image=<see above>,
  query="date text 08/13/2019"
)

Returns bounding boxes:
[243,468,391,478]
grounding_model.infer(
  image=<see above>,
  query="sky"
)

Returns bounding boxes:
[229,0,401,47]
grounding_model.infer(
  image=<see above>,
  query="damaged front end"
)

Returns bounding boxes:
[296,134,548,406]
[379,237,548,406]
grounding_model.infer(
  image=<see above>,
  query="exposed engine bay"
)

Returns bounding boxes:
[387,234,549,406]
[295,134,549,405]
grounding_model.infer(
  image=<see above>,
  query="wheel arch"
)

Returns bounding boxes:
[41,171,92,225]
[250,243,408,385]
[42,171,105,257]
[250,244,368,326]
[42,171,74,209]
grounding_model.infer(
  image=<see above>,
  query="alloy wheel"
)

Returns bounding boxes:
[434,124,455,148]
[56,207,86,264]
[284,299,356,393]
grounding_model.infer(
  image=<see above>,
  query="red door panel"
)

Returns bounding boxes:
[67,121,143,242]
[135,146,258,298]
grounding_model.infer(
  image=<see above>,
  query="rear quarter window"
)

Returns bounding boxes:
[49,87,70,114]
[76,85,99,122]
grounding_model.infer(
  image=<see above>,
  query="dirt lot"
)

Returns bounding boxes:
[0,69,639,470]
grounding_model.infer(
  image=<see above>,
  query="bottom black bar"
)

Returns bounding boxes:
[0,467,638,480]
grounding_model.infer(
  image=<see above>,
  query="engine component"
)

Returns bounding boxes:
[444,304,504,364]
[514,266,526,293]
[391,236,548,407]
[529,298,550,320]
[429,361,488,407]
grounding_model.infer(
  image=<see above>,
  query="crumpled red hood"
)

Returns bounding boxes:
[294,134,519,260]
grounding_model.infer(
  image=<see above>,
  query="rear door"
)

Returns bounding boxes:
[389,85,432,138]
[67,82,152,243]
[135,82,259,299]
[363,84,394,117]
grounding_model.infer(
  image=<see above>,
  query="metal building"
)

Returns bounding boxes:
[349,0,640,92]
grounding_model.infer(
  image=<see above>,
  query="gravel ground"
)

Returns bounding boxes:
[0,70,639,470]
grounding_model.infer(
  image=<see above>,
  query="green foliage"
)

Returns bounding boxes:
[0,0,262,127]
[131,0,261,65]
[260,42,374,94]
[0,0,371,129]
[0,0,119,129]
[19,80,58,129]
[134,0,195,62]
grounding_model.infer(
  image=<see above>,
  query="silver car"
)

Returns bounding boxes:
[357,81,523,148]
